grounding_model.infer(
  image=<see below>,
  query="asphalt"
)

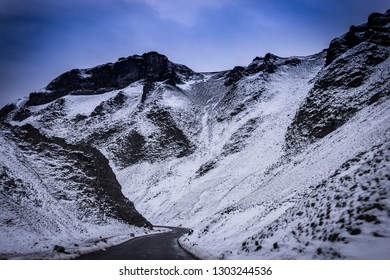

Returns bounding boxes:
[76,226,196,260]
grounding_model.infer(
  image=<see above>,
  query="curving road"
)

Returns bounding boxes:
[76,226,196,260]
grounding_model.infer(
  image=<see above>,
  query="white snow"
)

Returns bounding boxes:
[4,41,390,260]
[0,125,161,260]
[79,70,92,79]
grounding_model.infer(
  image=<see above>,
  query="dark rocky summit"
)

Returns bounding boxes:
[224,53,280,86]
[0,104,17,121]
[326,9,390,66]
[286,9,390,153]
[26,51,195,106]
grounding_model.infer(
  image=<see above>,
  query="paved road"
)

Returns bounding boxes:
[76,226,196,260]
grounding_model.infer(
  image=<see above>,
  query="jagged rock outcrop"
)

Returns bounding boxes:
[224,53,281,86]
[326,9,390,65]
[286,10,390,153]
[26,51,195,106]
[1,122,151,228]
[0,104,16,121]
[107,104,195,167]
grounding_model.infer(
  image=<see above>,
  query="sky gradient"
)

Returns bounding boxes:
[0,0,389,107]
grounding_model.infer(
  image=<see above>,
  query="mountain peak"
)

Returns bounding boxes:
[325,10,390,66]
[26,51,194,106]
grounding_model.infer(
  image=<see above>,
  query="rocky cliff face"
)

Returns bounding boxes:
[1,10,389,259]
[0,121,151,258]
[286,9,390,153]
[1,122,150,226]
[26,51,195,106]
[326,11,390,66]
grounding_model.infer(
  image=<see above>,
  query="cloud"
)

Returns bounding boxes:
[131,0,232,26]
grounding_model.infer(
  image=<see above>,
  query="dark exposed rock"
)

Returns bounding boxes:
[37,98,67,124]
[53,245,67,254]
[141,82,155,103]
[284,58,301,66]
[12,107,32,122]
[224,53,280,86]
[286,10,390,153]
[87,125,121,145]
[108,105,195,168]
[73,114,88,122]
[325,9,390,66]
[247,53,278,74]
[230,103,246,117]
[195,160,217,177]
[221,117,260,156]
[26,52,195,106]
[146,106,195,159]
[110,130,147,166]
[286,45,389,153]
[348,228,361,235]
[90,92,128,117]
[7,123,151,228]
[26,91,70,107]
[224,66,245,86]
[319,45,387,91]
[0,104,16,121]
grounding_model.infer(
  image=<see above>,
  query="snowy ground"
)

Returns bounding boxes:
[3,37,389,259]
[179,97,390,259]
[1,225,161,260]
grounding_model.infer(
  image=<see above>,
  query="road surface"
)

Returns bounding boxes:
[76,226,196,260]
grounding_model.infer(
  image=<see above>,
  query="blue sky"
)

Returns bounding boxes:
[0,0,389,107]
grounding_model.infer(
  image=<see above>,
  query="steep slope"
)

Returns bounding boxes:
[180,96,390,259]
[179,10,390,259]
[178,9,390,259]
[240,143,390,259]
[286,10,390,153]
[1,10,389,259]
[0,123,151,259]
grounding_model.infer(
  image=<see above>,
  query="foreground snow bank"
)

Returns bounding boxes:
[1,225,158,260]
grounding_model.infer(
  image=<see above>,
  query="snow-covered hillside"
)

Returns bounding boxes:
[1,10,389,259]
[0,123,152,259]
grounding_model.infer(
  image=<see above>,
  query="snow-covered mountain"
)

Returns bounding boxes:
[1,10,389,259]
